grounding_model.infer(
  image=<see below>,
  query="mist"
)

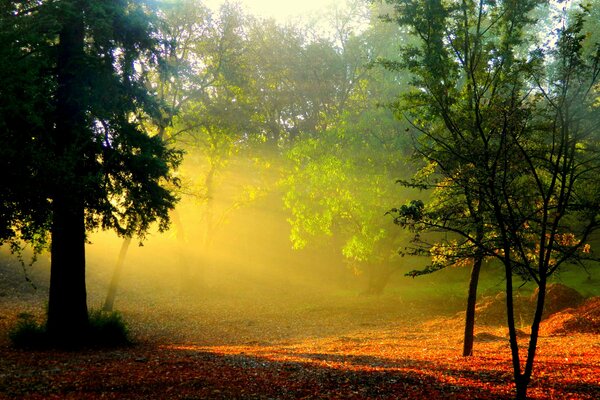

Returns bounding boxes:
[82,153,459,344]
[2,0,599,398]
[1,148,476,347]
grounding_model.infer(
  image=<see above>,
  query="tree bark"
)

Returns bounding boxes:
[515,376,529,400]
[462,254,483,356]
[46,0,89,344]
[47,194,88,342]
[520,277,547,399]
[505,259,527,399]
[102,237,132,312]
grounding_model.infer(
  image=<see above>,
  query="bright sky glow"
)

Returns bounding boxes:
[204,0,340,23]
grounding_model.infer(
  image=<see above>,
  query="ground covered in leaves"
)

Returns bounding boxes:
[0,256,599,399]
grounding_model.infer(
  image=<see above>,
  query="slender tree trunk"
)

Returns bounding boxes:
[202,162,216,249]
[506,266,548,400]
[519,277,547,399]
[462,195,485,356]
[102,237,132,312]
[180,160,215,294]
[462,254,483,356]
[171,209,193,294]
[46,0,89,344]
[505,259,527,399]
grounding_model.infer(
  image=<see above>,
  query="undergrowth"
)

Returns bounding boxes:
[9,309,131,349]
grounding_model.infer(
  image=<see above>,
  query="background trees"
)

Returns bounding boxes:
[3,7,598,400]
[280,1,415,294]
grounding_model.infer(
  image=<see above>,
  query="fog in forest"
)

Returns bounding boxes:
[3,0,600,398]
[1,150,488,345]
[4,142,598,347]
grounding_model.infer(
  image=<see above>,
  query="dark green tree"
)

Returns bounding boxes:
[0,0,180,345]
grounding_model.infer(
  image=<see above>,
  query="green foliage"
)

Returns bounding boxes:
[0,0,182,340]
[385,0,600,280]
[389,200,424,225]
[283,115,408,266]
[0,0,181,248]
[280,3,416,281]
[384,0,600,395]
[0,1,55,250]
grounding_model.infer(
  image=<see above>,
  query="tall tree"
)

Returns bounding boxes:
[0,0,180,345]
[386,0,600,398]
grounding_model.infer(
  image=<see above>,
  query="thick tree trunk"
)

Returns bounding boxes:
[102,237,132,312]
[46,0,89,344]
[462,254,483,356]
[47,193,89,343]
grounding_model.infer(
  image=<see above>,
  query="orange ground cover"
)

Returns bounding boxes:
[0,316,598,399]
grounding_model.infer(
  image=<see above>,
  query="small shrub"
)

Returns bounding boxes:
[9,313,47,349]
[88,309,131,347]
[9,310,131,349]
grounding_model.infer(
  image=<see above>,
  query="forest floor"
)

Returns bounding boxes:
[0,258,599,399]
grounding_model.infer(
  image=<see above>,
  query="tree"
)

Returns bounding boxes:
[282,2,412,294]
[0,0,180,345]
[165,3,267,291]
[385,0,600,398]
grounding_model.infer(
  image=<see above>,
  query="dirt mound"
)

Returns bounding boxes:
[532,283,585,318]
[475,284,586,326]
[475,291,532,325]
[540,296,600,336]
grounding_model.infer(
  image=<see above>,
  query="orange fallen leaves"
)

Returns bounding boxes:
[0,283,598,399]
[1,319,597,399]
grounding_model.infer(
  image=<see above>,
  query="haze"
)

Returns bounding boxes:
[1,0,599,398]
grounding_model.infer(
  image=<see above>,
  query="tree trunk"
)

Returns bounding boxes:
[180,161,215,294]
[505,259,527,399]
[462,254,483,356]
[363,263,395,296]
[102,237,132,312]
[520,277,547,399]
[46,0,89,344]
[47,193,89,343]
[515,376,529,400]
